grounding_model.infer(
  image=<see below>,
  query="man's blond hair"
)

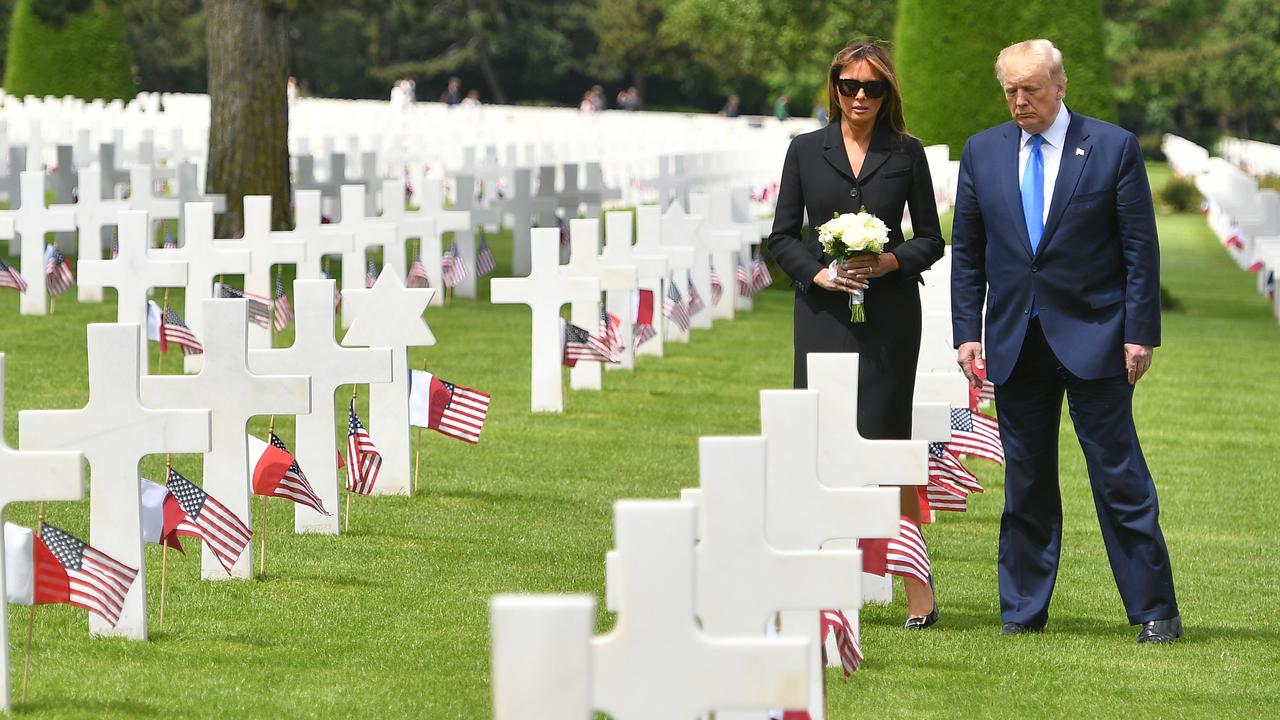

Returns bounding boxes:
[995,39,1066,86]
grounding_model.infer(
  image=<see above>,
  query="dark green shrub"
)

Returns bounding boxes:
[3,0,134,102]
[1158,175,1202,213]
[894,0,1117,153]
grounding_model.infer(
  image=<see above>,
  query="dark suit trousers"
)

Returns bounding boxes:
[995,319,1178,626]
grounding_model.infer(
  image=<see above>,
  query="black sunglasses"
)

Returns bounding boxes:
[834,78,888,99]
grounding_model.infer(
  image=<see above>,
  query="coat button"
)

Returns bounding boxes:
[849,188,859,198]
[1031,265,1038,273]
[1024,307,1030,314]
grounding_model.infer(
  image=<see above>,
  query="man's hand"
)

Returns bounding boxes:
[1125,344,1154,385]
[957,341,985,388]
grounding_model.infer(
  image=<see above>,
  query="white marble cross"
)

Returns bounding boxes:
[248,280,392,534]
[239,196,306,348]
[637,204,695,345]
[593,500,809,719]
[377,178,434,285]
[50,146,78,254]
[296,153,354,219]
[445,174,499,299]
[73,165,130,303]
[78,211,187,368]
[760,388,901,717]
[141,300,311,577]
[603,210,666,365]
[165,203,253,373]
[491,228,598,413]
[13,171,77,315]
[413,177,470,303]
[340,269,436,495]
[18,324,210,640]
[126,165,179,228]
[0,354,84,712]
[333,184,394,301]
[700,188,761,312]
[291,189,355,282]
[562,219,635,389]
[694,435,862,720]
[660,199,713,330]
[490,594,595,720]
[503,168,556,276]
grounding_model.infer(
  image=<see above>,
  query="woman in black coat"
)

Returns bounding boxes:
[766,42,946,628]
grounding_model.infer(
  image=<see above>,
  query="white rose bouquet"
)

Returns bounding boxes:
[817,209,890,323]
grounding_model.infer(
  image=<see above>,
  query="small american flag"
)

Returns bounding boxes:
[1225,222,1244,250]
[366,260,378,288]
[709,264,724,306]
[820,609,862,675]
[0,258,27,292]
[921,476,969,514]
[44,244,75,296]
[346,401,382,495]
[599,308,623,355]
[736,262,753,298]
[476,232,497,276]
[408,370,491,444]
[166,468,253,575]
[663,278,690,332]
[949,407,1004,464]
[258,432,329,515]
[555,216,570,247]
[442,241,468,288]
[163,226,177,250]
[161,305,203,355]
[406,256,430,288]
[887,516,930,585]
[273,274,294,331]
[38,523,138,628]
[633,288,656,348]
[859,515,931,586]
[110,230,120,259]
[929,442,983,495]
[686,272,705,317]
[563,320,618,367]
[1266,270,1276,300]
[216,283,272,329]
[751,252,774,292]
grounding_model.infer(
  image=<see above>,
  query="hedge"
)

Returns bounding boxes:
[893,0,1117,154]
[3,0,134,102]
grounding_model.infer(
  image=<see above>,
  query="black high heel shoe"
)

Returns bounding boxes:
[904,574,939,630]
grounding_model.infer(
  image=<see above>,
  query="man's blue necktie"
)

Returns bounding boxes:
[1021,134,1045,253]
[1021,134,1044,317]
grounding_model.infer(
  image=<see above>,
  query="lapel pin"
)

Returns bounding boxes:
[1075,147,1085,157]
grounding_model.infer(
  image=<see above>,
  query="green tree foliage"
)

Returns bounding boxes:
[895,0,1116,152]
[2,0,134,101]
[660,0,894,115]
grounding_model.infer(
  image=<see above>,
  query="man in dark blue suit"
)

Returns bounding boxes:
[950,39,1181,643]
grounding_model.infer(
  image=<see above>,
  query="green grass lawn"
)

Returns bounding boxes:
[0,166,1277,718]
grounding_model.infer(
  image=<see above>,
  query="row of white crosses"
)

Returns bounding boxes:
[491,353,943,719]
[492,197,745,414]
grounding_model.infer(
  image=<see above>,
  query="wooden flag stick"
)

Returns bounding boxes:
[413,359,428,493]
[158,455,173,631]
[20,502,47,701]
[259,416,276,575]
[345,386,357,533]
[158,288,171,375]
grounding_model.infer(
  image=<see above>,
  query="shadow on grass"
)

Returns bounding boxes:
[417,487,573,507]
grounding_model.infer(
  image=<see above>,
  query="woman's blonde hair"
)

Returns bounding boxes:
[827,42,908,136]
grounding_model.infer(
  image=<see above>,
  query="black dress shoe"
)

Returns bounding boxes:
[1137,615,1183,644]
[1001,622,1045,635]
[904,574,939,630]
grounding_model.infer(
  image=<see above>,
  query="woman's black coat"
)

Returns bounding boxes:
[767,119,946,439]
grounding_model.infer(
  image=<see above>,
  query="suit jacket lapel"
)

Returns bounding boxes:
[855,123,893,182]
[1036,113,1091,259]
[821,121,856,184]
[1002,124,1033,259]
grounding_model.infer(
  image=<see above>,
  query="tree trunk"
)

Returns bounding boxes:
[466,0,508,104]
[206,0,292,236]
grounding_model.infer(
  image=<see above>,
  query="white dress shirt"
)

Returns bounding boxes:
[1018,105,1071,224]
